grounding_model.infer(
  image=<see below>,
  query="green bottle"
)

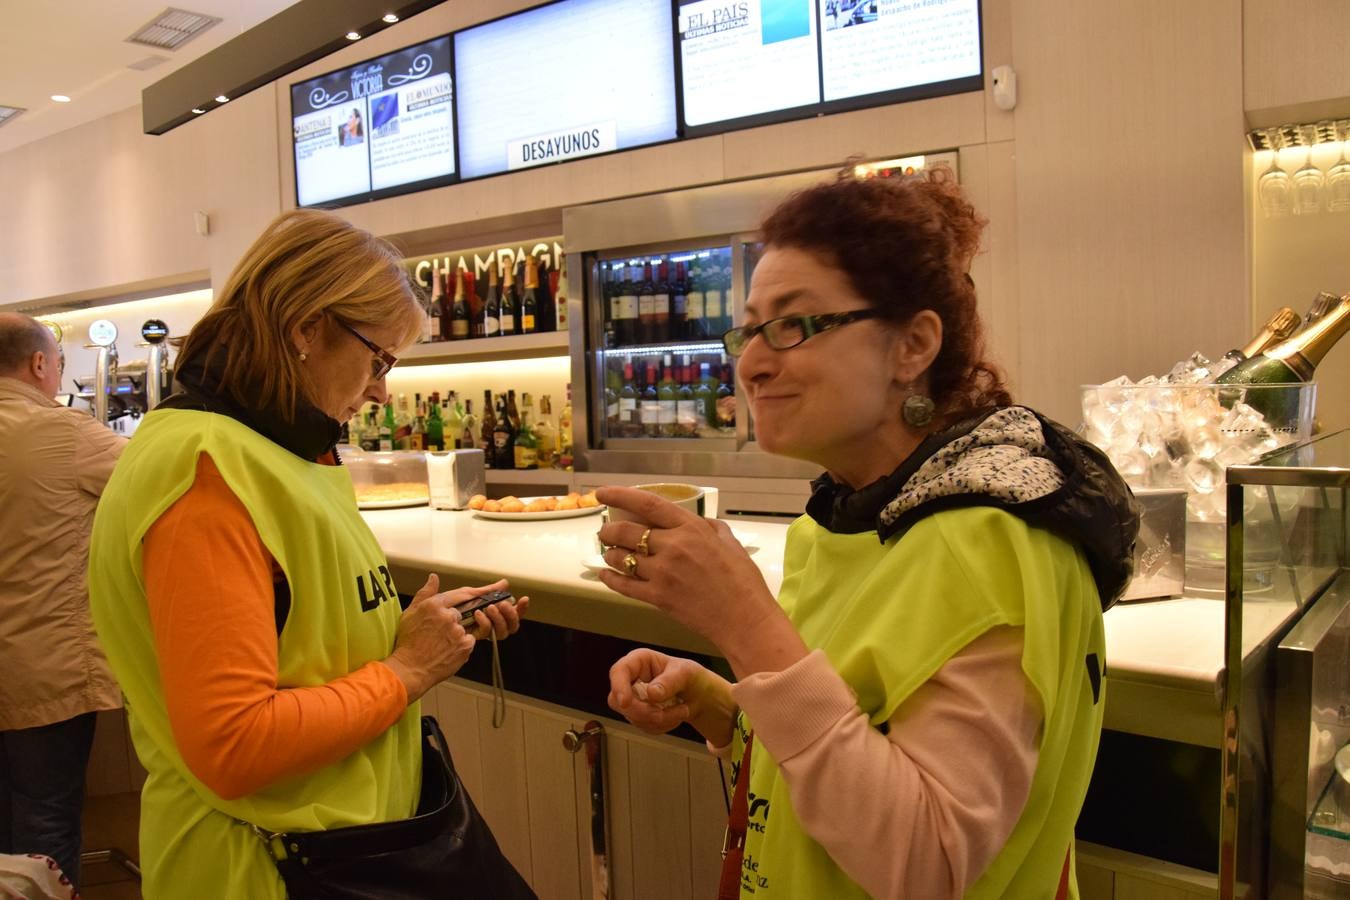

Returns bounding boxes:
[1216,294,1349,426]
[425,394,445,451]
[379,401,395,451]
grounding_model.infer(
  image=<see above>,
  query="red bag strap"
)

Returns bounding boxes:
[717,734,754,900]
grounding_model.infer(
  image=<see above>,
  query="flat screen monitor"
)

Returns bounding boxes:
[454,0,677,180]
[820,0,981,104]
[291,35,456,208]
[678,0,822,132]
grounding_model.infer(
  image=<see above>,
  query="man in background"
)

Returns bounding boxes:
[0,312,126,887]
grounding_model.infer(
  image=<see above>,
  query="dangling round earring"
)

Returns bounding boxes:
[903,392,935,428]
[299,351,308,362]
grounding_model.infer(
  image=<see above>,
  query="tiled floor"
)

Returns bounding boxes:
[80,792,141,900]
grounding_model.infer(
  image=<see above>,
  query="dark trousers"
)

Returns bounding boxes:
[0,711,99,887]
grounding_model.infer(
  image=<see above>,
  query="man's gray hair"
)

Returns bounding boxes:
[0,312,56,373]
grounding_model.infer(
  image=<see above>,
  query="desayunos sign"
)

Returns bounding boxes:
[506,122,617,171]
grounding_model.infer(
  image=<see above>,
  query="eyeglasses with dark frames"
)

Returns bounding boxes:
[720,308,882,358]
[332,317,398,380]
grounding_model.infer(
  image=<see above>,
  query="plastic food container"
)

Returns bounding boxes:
[346,451,430,508]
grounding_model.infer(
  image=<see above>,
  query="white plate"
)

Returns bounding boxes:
[474,497,607,521]
[358,496,429,509]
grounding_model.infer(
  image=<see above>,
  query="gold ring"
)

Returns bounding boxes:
[636,528,652,556]
[623,553,639,577]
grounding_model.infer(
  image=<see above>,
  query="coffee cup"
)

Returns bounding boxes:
[607,483,707,523]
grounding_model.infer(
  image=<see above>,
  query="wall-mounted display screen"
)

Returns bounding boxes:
[292,36,456,208]
[819,0,981,103]
[454,0,677,179]
[678,0,821,130]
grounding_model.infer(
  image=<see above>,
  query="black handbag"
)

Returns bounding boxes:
[248,716,536,900]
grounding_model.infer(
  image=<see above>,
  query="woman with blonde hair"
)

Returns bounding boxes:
[89,209,531,898]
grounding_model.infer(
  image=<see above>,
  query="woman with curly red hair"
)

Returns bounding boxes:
[596,168,1138,898]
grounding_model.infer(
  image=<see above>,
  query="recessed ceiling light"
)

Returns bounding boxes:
[214,94,228,103]
[191,107,205,114]
[51,94,71,103]
[346,31,361,40]
[382,13,398,23]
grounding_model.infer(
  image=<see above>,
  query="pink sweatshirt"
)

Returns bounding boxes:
[717,626,1041,898]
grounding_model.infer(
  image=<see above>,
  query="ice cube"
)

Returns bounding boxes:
[1190,425,1222,459]
[1185,457,1224,494]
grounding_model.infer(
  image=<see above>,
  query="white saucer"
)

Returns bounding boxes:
[581,535,758,573]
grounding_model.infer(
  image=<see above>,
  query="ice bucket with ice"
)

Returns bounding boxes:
[1081,367,1316,593]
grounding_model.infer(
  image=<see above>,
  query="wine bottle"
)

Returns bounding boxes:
[1216,294,1350,423]
[493,395,515,470]
[640,363,660,438]
[425,262,442,343]
[686,260,707,340]
[637,263,656,344]
[499,262,518,336]
[520,257,539,334]
[694,361,715,433]
[619,361,639,437]
[670,260,688,342]
[483,266,502,338]
[616,265,640,345]
[704,261,725,339]
[652,261,671,344]
[450,270,470,340]
[676,356,696,437]
[658,354,678,436]
[379,401,396,451]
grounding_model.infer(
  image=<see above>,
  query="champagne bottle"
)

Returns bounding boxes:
[520,257,540,334]
[1216,294,1350,423]
[1303,291,1340,327]
[425,262,442,343]
[1211,307,1301,378]
[499,261,518,336]
[483,266,502,338]
[450,270,470,340]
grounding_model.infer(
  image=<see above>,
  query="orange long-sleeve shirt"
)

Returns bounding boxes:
[142,453,407,800]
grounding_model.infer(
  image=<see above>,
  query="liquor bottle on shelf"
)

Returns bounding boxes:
[637,263,656,344]
[499,261,518,336]
[493,394,515,470]
[425,393,445,451]
[715,356,736,429]
[395,394,413,449]
[604,362,621,431]
[514,395,538,469]
[670,261,688,342]
[658,353,678,436]
[450,270,471,340]
[443,391,463,448]
[535,394,557,467]
[694,361,716,433]
[641,362,660,438]
[686,259,707,340]
[619,361,639,438]
[555,255,570,332]
[460,399,476,453]
[464,271,483,339]
[506,389,522,433]
[557,383,574,467]
[616,265,640,345]
[409,393,426,451]
[380,401,395,451]
[520,257,539,334]
[676,356,697,437]
[483,265,502,338]
[652,261,671,344]
[1215,294,1350,422]
[480,390,497,465]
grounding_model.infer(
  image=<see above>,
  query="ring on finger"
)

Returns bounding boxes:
[636,528,652,557]
[622,552,639,577]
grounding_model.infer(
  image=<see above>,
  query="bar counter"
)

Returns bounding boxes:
[362,506,1296,751]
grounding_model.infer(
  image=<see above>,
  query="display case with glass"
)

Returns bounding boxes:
[1222,429,1349,898]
